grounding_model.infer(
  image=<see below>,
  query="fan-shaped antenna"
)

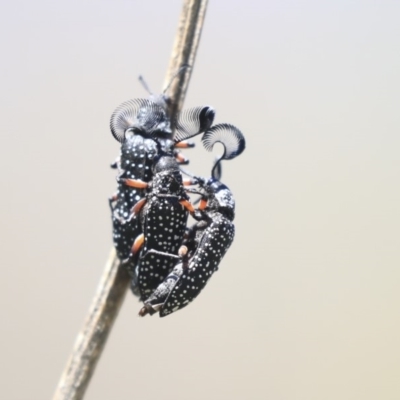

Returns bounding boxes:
[174,106,215,142]
[110,98,166,142]
[202,123,246,179]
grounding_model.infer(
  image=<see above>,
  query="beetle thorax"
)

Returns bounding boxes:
[152,170,183,196]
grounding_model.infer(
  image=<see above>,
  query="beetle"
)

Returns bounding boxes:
[137,123,246,316]
[120,141,198,300]
[109,89,215,294]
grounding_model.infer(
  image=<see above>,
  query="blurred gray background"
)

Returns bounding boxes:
[1,0,400,399]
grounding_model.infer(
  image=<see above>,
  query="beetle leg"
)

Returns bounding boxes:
[131,233,145,256]
[139,303,159,317]
[110,156,120,169]
[120,178,148,189]
[183,178,198,186]
[138,266,183,317]
[179,199,195,213]
[198,198,208,211]
[174,151,189,165]
[126,198,147,222]
[142,244,187,260]
[121,233,145,267]
[113,198,145,225]
[141,249,181,260]
[108,192,119,210]
[175,140,195,148]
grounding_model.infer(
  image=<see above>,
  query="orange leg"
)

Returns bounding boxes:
[180,199,195,213]
[198,198,208,211]
[125,198,147,222]
[175,152,189,165]
[175,140,195,148]
[131,233,145,256]
[183,178,197,186]
[121,178,148,189]
[131,198,147,215]
[121,233,145,266]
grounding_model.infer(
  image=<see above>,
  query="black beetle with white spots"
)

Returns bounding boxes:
[109,79,246,316]
[109,90,214,295]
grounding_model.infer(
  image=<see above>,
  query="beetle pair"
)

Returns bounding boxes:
[109,94,214,296]
[109,87,246,316]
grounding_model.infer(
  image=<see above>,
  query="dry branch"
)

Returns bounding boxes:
[52,1,209,399]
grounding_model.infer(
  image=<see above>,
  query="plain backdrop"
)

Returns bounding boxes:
[1,1,400,399]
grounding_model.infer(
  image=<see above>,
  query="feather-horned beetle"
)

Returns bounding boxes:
[138,123,246,316]
[109,78,215,295]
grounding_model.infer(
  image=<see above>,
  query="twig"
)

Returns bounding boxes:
[163,0,208,115]
[52,1,208,399]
